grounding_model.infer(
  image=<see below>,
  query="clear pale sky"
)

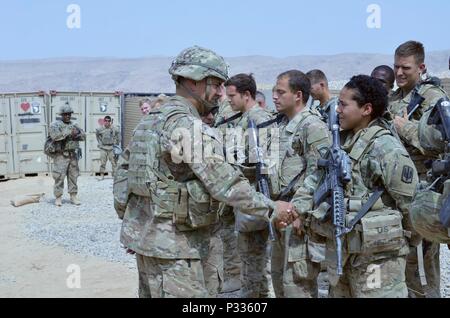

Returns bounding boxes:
[0,0,449,60]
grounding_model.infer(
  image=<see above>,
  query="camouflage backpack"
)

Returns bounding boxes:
[410,180,450,244]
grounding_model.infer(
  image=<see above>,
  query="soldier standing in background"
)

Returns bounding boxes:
[270,70,331,298]
[389,40,448,298]
[224,73,276,298]
[96,115,120,180]
[49,104,85,207]
[256,91,267,109]
[371,65,396,95]
[306,69,338,122]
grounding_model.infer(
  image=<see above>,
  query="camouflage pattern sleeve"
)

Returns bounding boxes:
[291,171,322,217]
[289,116,330,218]
[95,128,102,146]
[418,107,446,155]
[49,121,71,141]
[163,116,274,220]
[369,135,420,244]
[114,126,120,145]
[368,135,418,214]
[73,123,86,141]
[397,86,448,154]
[113,147,130,219]
[302,117,331,182]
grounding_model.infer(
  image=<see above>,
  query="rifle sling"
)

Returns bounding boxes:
[275,172,302,201]
[347,188,384,231]
[257,113,286,129]
[214,112,243,127]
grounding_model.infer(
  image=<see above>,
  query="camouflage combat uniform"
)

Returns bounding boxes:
[213,100,242,293]
[49,119,86,198]
[293,119,418,298]
[96,125,120,176]
[271,109,331,298]
[311,97,338,123]
[410,101,450,245]
[227,104,276,298]
[116,95,275,298]
[389,82,448,298]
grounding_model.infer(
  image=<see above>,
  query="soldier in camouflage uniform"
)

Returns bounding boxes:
[213,98,242,293]
[410,97,450,245]
[113,46,291,298]
[371,65,395,95]
[49,105,86,206]
[96,116,120,179]
[223,73,277,298]
[291,75,418,297]
[306,69,338,121]
[270,70,331,298]
[388,41,448,298]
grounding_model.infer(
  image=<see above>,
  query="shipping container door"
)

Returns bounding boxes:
[85,93,121,174]
[0,96,14,179]
[49,92,86,172]
[123,94,156,148]
[10,93,49,176]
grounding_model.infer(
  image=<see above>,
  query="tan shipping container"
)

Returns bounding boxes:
[8,92,50,177]
[85,92,121,175]
[122,93,173,148]
[0,95,15,180]
[49,91,87,172]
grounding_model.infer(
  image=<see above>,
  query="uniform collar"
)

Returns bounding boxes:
[170,95,202,119]
[285,108,310,133]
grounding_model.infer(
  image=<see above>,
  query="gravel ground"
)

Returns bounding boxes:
[23,176,137,271]
[22,175,450,298]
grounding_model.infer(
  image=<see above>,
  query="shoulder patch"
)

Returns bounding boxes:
[401,165,414,184]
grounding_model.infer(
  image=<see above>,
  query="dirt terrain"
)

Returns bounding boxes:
[0,176,137,298]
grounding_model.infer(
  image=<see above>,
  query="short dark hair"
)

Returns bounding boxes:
[104,115,112,121]
[371,65,395,89]
[343,75,388,120]
[225,73,257,99]
[277,70,311,104]
[306,69,328,86]
[395,40,425,65]
[256,91,266,101]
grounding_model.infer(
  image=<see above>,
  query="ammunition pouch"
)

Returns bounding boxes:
[151,179,219,232]
[308,197,408,254]
[345,209,407,255]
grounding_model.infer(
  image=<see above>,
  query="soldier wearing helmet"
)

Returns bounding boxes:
[48,103,86,207]
[113,46,294,298]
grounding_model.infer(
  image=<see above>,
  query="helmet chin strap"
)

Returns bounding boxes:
[178,78,218,116]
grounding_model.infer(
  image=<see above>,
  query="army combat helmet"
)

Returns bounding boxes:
[169,45,228,82]
[169,46,228,115]
[59,103,74,115]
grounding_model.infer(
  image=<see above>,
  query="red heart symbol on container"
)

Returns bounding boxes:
[21,102,30,112]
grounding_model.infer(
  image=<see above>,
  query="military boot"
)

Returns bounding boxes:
[70,194,81,206]
[55,196,62,207]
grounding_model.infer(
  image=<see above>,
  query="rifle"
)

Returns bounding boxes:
[427,97,450,227]
[313,100,352,275]
[407,86,426,119]
[248,119,276,242]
